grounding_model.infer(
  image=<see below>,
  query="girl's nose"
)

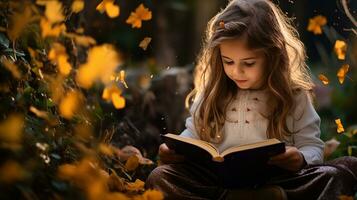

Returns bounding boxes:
[233,65,244,76]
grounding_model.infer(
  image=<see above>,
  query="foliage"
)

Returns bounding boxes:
[0,0,162,199]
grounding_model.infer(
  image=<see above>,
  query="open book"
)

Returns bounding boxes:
[161,133,286,188]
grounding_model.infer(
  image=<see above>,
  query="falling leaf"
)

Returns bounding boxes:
[337,64,349,84]
[307,15,327,35]
[96,0,120,18]
[334,40,347,60]
[125,155,139,171]
[29,106,48,120]
[72,0,84,13]
[139,37,152,50]
[59,90,82,119]
[0,57,21,79]
[318,74,329,85]
[335,118,344,133]
[76,44,121,88]
[126,4,152,28]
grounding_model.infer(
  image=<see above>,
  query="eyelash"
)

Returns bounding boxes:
[223,61,255,66]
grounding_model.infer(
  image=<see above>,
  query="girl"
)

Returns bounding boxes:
[146,0,357,199]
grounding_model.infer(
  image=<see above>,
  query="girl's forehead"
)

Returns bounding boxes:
[219,39,264,58]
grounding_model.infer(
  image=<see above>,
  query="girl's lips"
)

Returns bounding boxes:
[235,80,247,83]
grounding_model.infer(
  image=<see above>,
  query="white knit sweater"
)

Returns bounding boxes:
[180,89,325,165]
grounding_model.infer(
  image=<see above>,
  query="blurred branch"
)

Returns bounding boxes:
[341,0,357,35]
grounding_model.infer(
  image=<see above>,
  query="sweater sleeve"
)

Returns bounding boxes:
[292,91,325,165]
[179,94,201,140]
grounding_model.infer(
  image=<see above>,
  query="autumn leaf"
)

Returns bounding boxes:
[43,1,64,24]
[28,47,44,68]
[98,143,114,157]
[338,195,354,200]
[139,37,152,50]
[64,33,97,47]
[307,15,327,35]
[40,17,66,38]
[126,179,145,191]
[0,57,21,79]
[133,189,164,200]
[126,4,152,28]
[318,74,329,85]
[0,161,27,184]
[111,92,125,109]
[0,114,24,144]
[48,43,72,76]
[72,0,84,13]
[7,5,34,41]
[76,44,121,88]
[125,155,139,171]
[47,75,65,104]
[334,40,347,60]
[29,106,49,120]
[335,119,344,134]
[59,90,82,119]
[337,64,349,84]
[96,0,120,18]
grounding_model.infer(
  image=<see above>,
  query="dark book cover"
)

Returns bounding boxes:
[161,134,286,188]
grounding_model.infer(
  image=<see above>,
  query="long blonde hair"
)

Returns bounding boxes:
[185,0,314,143]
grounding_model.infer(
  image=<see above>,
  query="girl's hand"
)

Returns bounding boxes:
[158,143,185,164]
[268,146,306,172]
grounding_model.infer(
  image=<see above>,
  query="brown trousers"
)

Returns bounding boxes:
[145,156,357,200]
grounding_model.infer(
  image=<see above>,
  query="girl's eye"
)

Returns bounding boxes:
[244,62,255,67]
[223,60,234,65]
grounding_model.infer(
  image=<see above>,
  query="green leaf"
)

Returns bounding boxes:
[0,32,10,48]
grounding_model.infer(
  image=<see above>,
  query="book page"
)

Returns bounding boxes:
[164,133,220,158]
[221,138,281,157]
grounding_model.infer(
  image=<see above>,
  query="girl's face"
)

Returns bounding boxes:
[220,38,266,90]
